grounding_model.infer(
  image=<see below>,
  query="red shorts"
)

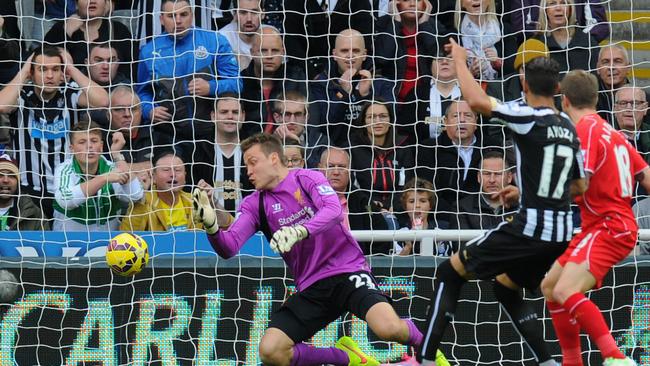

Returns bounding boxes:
[557,220,636,288]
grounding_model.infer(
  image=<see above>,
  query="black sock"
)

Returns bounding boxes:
[418,260,465,362]
[493,281,553,364]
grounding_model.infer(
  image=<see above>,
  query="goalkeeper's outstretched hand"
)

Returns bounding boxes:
[192,189,219,235]
[270,225,308,254]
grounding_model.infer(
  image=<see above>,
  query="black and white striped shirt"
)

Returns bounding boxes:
[13,84,82,196]
[490,98,584,242]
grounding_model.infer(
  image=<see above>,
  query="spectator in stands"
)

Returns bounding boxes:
[107,86,153,166]
[453,0,504,80]
[594,44,646,125]
[53,121,144,231]
[85,43,130,89]
[0,154,49,231]
[417,100,494,212]
[319,147,391,254]
[309,29,396,147]
[283,0,374,78]
[121,152,234,232]
[283,139,305,169]
[137,0,241,161]
[0,45,109,218]
[487,38,549,103]
[349,100,414,210]
[396,178,450,256]
[136,0,233,44]
[614,86,650,161]
[192,94,253,214]
[533,0,598,75]
[31,0,75,47]
[44,0,135,77]
[0,15,21,87]
[241,26,307,137]
[220,0,263,71]
[451,150,517,230]
[373,0,448,102]
[400,48,461,142]
[272,91,328,169]
[511,0,609,43]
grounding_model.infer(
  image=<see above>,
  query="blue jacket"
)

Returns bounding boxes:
[137,28,241,124]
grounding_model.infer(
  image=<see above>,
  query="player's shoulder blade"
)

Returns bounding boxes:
[533,112,577,145]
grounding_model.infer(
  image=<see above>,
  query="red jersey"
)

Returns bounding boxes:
[575,114,648,229]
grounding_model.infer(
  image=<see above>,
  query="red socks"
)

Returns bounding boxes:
[563,293,625,360]
[547,300,582,366]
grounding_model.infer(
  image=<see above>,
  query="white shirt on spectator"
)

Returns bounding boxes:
[219,21,252,70]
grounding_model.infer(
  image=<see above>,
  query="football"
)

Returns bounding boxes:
[106,233,149,277]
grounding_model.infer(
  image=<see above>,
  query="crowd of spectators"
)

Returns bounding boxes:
[2,0,649,255]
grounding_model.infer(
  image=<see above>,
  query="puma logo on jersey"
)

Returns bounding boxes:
[547,126,574,141]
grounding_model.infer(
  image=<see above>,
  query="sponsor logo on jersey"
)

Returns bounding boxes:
[277,206,314,226]
[272,203,282,213]
[317,184,336,196]
[30,115,69,140]
[195,46,209,59]
[293,188,304,205]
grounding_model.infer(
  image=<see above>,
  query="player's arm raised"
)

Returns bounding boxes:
[446,38,493,117]
[193,189,258,259]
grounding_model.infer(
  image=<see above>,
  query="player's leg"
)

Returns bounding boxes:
[259,327,355,366]
[541,260,583,366]
[493,274,558,366]
[338,270,450,366]
[262,290,368,366]
[553,262,627,362]
[552,228,636,364]
[258,328,296,366]
[418,253,468,364]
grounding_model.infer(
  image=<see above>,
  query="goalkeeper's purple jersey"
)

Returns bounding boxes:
[207,169,370,291]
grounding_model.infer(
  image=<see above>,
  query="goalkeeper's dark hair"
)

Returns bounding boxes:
[524,57,561,97]
[241,133,288,166]
[561,69,599,109]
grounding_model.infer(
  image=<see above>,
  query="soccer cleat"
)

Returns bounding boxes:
[434,349,451,366]
[379,349,449,366]
[335,336,380,366]
[603,357,637,366]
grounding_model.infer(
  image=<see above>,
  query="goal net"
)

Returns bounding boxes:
[0,0,648,364]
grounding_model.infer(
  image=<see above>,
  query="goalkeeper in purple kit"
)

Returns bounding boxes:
[193,133,448,366]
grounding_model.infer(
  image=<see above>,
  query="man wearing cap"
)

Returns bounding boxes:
[487,39,549,103]
[0,154,49,231]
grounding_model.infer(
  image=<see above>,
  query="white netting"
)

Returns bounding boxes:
[0,0,648,364]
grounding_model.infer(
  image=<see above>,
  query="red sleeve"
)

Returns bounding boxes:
[580,121,600,173]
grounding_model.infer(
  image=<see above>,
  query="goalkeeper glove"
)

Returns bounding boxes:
[270,225,309,254]
[192,189,219,235]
